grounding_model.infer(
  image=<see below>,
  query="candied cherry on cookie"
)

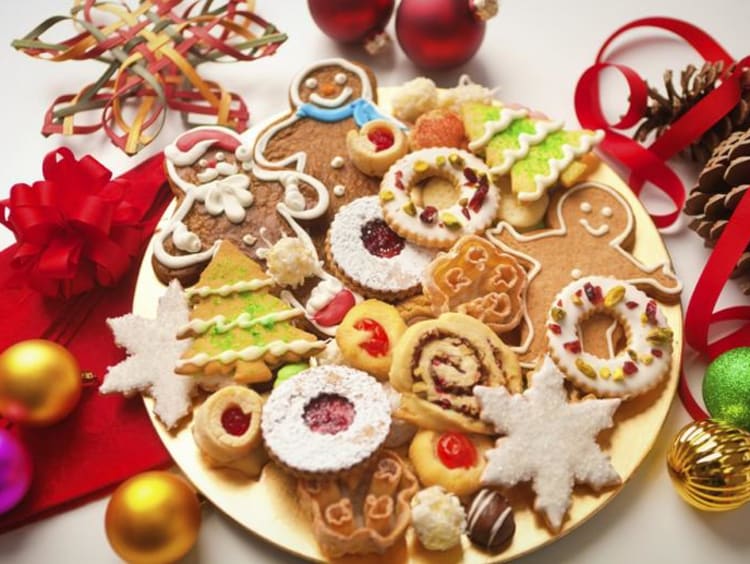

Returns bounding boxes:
[546,276,673,399]
[408,429,492,496]
[379,148,499,249]
[336,300,408,380]
[261,365,391,478]
[347,119,409,177]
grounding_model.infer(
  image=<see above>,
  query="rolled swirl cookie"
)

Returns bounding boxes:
[389,312,522,434]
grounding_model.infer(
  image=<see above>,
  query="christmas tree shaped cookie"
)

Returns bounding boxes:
[176,242,326,383]
[462,102,602,201]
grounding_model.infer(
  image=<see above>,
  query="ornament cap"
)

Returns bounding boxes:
[364,31,391,55]
[471,0,499,20]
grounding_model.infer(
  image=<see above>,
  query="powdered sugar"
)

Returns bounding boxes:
[329,196,435,293]
[261,365,391,474]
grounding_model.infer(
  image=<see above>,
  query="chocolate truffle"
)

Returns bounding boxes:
[466,489,516,551]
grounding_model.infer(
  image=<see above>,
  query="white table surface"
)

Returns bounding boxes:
[1,1,749,562]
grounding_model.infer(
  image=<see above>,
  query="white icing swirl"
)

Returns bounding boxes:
[198,174,254,224]
[172,221,202,253]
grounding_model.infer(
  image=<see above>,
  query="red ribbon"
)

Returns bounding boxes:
[0,148,162,298]
[576,18,750,419]
[574,17,749,228]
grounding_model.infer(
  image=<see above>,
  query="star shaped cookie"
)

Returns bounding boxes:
[474,355,622,531]
[101,280,196,429]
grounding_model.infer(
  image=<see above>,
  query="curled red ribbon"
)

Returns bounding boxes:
[574,17,749,228]
[576,17,750,419]
[0,148,165,298]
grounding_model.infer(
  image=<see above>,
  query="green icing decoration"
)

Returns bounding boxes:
[511,130,588,195]
[462,102,501,140]
[486,118,540,168]
[274,362,309,388]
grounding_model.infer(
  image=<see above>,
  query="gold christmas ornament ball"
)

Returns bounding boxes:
[0,339,82,425]
[666,419,750,511]
[105,471,201,564]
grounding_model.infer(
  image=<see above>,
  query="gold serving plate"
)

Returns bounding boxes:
[134,90,683,563]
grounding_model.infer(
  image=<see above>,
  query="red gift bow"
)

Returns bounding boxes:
[575,17,750,419]
[0,148,155,298]
[574,17,750,228]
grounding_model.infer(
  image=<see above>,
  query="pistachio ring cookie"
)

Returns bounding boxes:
[547,276,673,399]
[379,148,499,249]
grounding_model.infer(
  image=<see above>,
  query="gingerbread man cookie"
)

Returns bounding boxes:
[154,126,329,286]
[486,181,681,365]
[253,58,391,256]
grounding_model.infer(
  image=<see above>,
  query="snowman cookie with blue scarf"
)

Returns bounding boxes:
[253,58,393,254]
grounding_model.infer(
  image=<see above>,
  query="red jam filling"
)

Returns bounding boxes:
[303,393,355,435]
[313,289,356,327]
[361,219,405,258]
[221,406,251,436]
[353,318,389,357]
[436,431,477,469]
[367,128,395,152]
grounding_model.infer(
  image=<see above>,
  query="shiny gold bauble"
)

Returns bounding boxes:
[105,471,201,564]
[0,339,82,426]
[666,419,750,511]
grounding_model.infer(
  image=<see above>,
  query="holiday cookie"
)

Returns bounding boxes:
[423,234,527,335]
[462,102,603,201]
[410,486,466,551]
[409,430,493,496]
[261,365,391,478]
[335,300,407,380]
[466,489,516,551]
[191,385,267,477]
[546,276,673,399]
[379,148,499,249]
[253,58,389,254]
[176,242,326,383]
[389,312,522,434]
[409,109,468,150]
[487,181,682,365]
[346,119,409,177]
[391,75,495,124]
[475,355,622,531]
[325,196,435,301]
[496,175,549,230]
[297,450,418,557]
[154,126,330,286]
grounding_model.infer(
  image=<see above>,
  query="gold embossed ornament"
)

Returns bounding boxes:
[666,419,750,511]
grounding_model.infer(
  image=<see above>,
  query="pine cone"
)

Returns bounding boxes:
[634,62,750,163]
[685,129,750,294]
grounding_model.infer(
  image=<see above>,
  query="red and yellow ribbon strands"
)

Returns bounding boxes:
[11,1,287,154]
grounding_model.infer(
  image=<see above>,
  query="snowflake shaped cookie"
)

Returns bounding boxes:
[474,355,622,531]
[101,280,196,429]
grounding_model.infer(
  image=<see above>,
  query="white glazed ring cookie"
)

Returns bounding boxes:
[326,196,435,300]
[546,276,673,399]
[379,148,499,249]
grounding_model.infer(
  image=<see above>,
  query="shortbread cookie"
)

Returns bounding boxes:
[410,486,466,551]
[487,181,682,365]
[475,356,622,531]
[462,102,603,202]
[409,430,493,496]
[389,312,522,434]
[335,300,407,380]
[409,109,467,150]
[154,126,329,286]
[326,196,435,301]
[346,119,409,177]
[191,385,266,477]
[423,234,527,335]
[466,489,516,551]
[261,365,391,478]
[297,450,418,557]
[380,148,499,249]
[176,242,326,383]
[546,276,673,399]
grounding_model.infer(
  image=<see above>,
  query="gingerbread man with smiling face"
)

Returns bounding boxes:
[487,181,682,365]
[253,58,388,255]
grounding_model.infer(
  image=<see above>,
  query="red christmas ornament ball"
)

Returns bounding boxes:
[396,0,495,69]
[308,0,395,44]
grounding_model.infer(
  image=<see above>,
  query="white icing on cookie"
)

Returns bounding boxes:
[330,156,345,169]
[306,278,344,316]
[570,268,582,280]
[334,72,347,85]
[546,276,672,398]
[196,168,219,183]
[580,201,592,213]
[488,120,564,176]
[580,218,609,237]
[260,365,391,474]
[215,161,238,176]
[379,148,499,249]
[242,234,257,246]
[178,308,304,338]
[200,175,254,224]
[184,278,274,300]
[333,184,346,197]
[330,196,435,295]
[601,206,613,217]
[467,107,528,152]
[172,221,201,253]
[178,339,326,371]
[304,77,318,89]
